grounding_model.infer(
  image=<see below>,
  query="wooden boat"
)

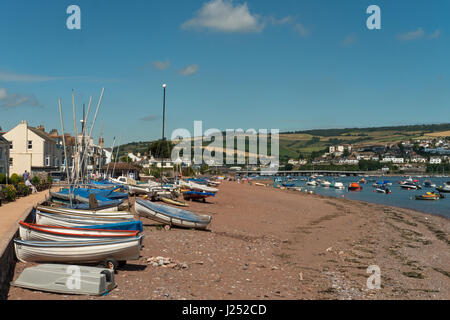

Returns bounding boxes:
[36,206,135,219]
[36,205,129,216]
[19,221,139,242]
[134,199,212,229]
[11,264,116,296]
[14,236,142,264]
[35,211,135,228]
[161,197,189,207]
[348,183,363,191]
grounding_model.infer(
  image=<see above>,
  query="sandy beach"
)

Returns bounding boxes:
[7,181,450,300]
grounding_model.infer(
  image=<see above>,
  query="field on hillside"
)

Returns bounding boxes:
[115,124,450,161]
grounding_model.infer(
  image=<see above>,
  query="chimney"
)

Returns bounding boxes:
[49,129,59,136]
[37,124,45,132]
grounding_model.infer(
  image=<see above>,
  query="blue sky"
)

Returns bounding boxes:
[0,0,449,146]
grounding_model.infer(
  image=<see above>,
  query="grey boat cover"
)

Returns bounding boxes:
[11,264,116,296]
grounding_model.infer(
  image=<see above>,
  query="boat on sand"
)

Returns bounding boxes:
[134,198,211,229]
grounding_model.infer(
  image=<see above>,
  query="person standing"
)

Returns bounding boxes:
[22,170,29,182]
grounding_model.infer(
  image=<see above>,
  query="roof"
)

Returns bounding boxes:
[28,127,56,142]
[102,162,141,171]
[0,134,9,145]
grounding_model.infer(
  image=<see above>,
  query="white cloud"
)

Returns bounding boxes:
[269,16,293,25]
[152,59,171,70]
[0,87,41,108]
[178,64,199,76]
[397,28,425,41]
[428,29,441,39]
[293,23,308,37]
[0,70,63,82]
[341,33,357,46]
[397,28,442,41]
[181,0,264,33]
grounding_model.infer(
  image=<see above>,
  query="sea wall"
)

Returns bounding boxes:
[0,206,33,300]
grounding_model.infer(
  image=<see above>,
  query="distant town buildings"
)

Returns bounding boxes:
[0,120,111,177]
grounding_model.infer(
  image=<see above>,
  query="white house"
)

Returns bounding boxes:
[381,156,404,164]
[0,134,10,176]
[3,121,62,175]
[338,158,359,165]
[127,152,142,162]
[429,157,442,164]
[410,156,427,163]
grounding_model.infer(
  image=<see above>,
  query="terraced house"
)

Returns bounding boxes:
[0,134,10,176]
[3,120,62,176]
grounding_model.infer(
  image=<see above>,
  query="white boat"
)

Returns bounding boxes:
[19,221,139,242]
[11,264,116,296]
[399,183,421,190]
[306,180,319,186]
[321,181,332,187]
[36,206,135,219]
[127,185,151,195]
[35,211,135,228]
[14,236,142,264]
[36,205,130,216]
[333,182,345,189]
[179,180,218,194]
[135,199,212,229]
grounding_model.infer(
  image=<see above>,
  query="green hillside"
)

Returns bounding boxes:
[115,123,450,162]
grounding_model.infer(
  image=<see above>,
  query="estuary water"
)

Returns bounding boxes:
[269,175,450,219]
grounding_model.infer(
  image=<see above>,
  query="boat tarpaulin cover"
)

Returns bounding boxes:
[79,221,143,233]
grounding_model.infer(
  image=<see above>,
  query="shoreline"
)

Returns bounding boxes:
[7,181,450,300]
[281,187,450,221]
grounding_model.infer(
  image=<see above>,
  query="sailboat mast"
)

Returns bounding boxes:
[58,98,73,208]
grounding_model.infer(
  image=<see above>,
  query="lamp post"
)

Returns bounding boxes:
[161,84,167,187]
[162,84,166,141]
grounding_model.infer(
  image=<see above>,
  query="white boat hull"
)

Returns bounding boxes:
[19,223,139,242]
[14,237,142,263]
[35,211,135,228]
[128,185,150,195]
[134,200,211,230]
[37,205,131,217]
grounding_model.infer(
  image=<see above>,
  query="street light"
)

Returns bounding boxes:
[162,84,166,141]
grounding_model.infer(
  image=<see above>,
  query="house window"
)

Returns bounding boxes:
[0,147,2,160]
[45,156,50,166]
[28,140,32,149]
[9,158,13,166]
[9,142,12,149]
